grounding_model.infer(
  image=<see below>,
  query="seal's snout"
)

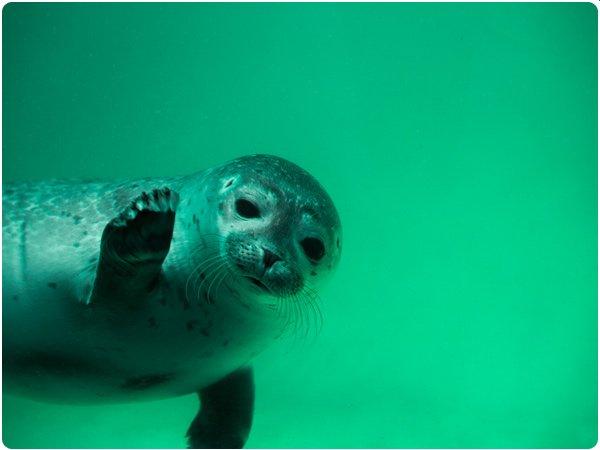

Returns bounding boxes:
[262,247,281,269]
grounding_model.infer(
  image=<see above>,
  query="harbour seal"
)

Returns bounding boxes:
[2,154,342,448]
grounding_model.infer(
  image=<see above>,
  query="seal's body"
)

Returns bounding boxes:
[2,155,342,448]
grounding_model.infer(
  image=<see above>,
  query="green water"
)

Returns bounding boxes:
[2,2,597,448]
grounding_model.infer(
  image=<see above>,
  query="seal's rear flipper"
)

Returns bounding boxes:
[89,187,179,311]
[186,367,255,449]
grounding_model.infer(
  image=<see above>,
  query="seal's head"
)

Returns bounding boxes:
[187,154,342,329]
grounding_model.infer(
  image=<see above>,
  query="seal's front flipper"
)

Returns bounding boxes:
[186,367,255,449]
[89,187,180,310]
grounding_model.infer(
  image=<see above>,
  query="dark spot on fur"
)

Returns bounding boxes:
[47,282,57,289]
[73,243,80,248]
[207,197,211,203]
[223,340,229,347]
[73,215,84,225]
[200,328,210,337]
[122,374,170,390]
[83,231,88,236]
[5,189,14,194]
[11,351,92,377]
[225,179,233,188]
[310,271,317,276]
[147,317,159,328]
[187,320,199,331]
[193,214,197,224]
[337,237,340,248]
[178,294,190,309]
[12,295,18,301]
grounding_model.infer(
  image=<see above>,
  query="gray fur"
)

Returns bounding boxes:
[2,155,342,447]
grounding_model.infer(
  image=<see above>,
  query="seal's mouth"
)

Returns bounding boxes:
[244,276,271,294]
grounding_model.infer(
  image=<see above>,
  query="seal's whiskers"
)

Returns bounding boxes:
[205,261,230,304]
[185,253,224,303]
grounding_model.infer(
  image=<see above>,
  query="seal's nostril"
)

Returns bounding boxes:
[262,248,281,268]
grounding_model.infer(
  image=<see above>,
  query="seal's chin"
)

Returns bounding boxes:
[243,276,272,294]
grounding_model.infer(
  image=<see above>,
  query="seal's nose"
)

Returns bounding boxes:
[262,247,281,268]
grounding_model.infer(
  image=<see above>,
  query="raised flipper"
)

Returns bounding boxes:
[89,187,179,311]
[186,367,255,449]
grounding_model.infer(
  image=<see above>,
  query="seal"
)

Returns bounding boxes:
[2,154,342,448]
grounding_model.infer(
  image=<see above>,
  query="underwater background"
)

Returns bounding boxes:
[2,3,597,449]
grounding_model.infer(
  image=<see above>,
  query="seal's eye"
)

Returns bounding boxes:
[235,199,260,219]
[300,237,325,261]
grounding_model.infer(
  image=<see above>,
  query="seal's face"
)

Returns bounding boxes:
[190,155,342,329]
[220,155,341,296]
